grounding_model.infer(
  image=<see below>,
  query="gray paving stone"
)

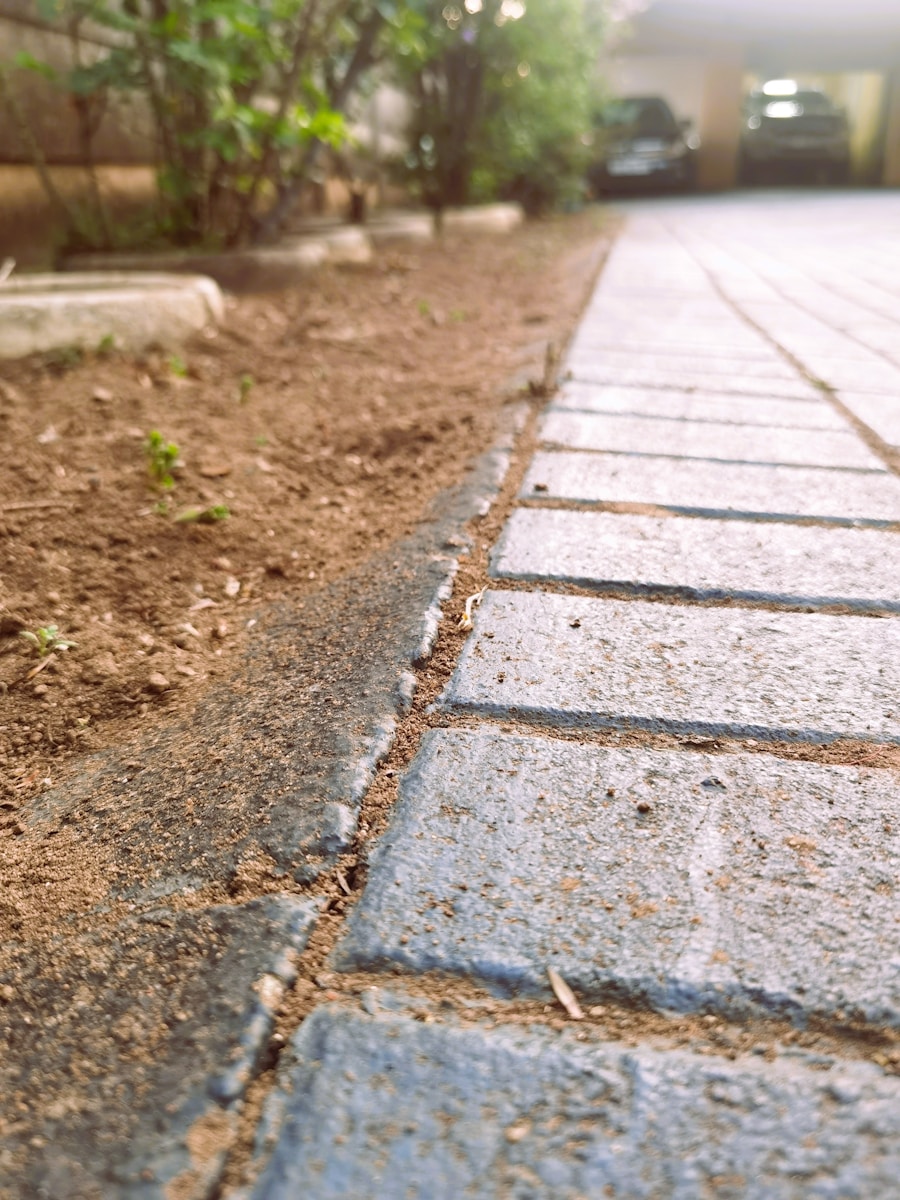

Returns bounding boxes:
[491,508,900,612]
[567,362,823,400]
[553,383,849,429]
[440,590,900,744]
[574,322,766,354]
[335,729,900,1023]
[522,450,900,525]
[539,411,881,470]
[838,391,900,450]
[568,339,780,364]
[565,349,800,380]
[250,1002,900,1200]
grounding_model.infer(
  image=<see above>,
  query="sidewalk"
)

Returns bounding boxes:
[244,193,900,1198]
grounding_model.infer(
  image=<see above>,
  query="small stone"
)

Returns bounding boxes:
[198,459,232,478]
[146,672,170,694]
[92,386,113,403]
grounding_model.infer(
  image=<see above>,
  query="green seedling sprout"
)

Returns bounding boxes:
[144,430,180,490]
[96,333,118,356]
[238,373,254,403]
[173,504,230,524]
[168,354,188,378]
[20,625,77,657]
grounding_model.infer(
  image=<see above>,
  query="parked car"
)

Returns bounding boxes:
[740,82,851,183]
[589,96,699,193]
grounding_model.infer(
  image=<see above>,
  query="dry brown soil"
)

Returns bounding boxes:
[0,214,605,818]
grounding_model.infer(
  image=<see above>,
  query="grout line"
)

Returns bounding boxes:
[481,572,900,617]
[516,495,900,531]
[535,439,888,475]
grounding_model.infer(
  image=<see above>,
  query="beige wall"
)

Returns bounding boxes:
[0,164,155,268]
[0,13,153,164]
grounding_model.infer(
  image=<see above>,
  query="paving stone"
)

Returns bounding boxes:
[567,331,778,361]
[1,895,319,1198]
[553,384,849,429]
[491,508,900,612]
[522,449,900,525]
[250,1001,900,1200]
[565,349,801,381]
[440,590,900,744]
[567,362,823,400]
[573,322,766,354]
[539,411,881,470]
[838,391,900,450]
[336,729,900,1023]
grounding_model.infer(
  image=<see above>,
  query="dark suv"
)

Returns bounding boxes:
[589,96,698,193]
[739,84,851,183]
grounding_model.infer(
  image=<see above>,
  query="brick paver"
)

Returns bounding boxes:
[253,194,900,1197]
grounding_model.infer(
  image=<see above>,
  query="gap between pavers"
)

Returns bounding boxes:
[552,384,849,430]
[522,449,900,525]
[539,410,882,471]
[837,392,900,451]
[440,590,900,745]
[334,728,900,1025]
[490,508,900,613]
[246,999,900,1200]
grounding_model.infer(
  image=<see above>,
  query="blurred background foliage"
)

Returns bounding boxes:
[0,0,608,248]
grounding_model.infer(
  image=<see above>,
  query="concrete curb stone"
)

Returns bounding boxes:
[0,272,223,358]
[1,896,318,1199]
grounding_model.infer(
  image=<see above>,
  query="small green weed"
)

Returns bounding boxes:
[20,624,77,657]
[42,344,83,374]
[449,308,467,323]
[168,354,188,378]
[238,373,254,403]
[144,430,180,490]
[96,333,118,356]
[417,299,431,316]
[173,504,230,524]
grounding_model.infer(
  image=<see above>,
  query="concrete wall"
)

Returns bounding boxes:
[0,11,153,164]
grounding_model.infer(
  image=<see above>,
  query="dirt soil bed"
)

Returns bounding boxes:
[0,212,614,1194]
[0,213,605,815]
